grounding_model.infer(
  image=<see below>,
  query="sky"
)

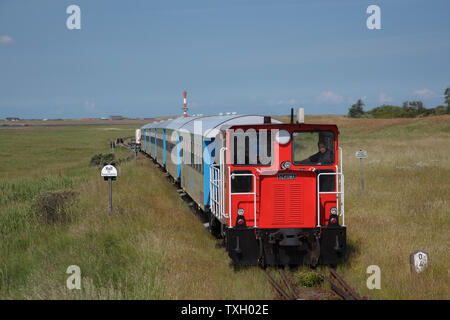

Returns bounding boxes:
[0,0,449,119]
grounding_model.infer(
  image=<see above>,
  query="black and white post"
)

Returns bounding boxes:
[355,149,367,192]
[129,142,140,166]
[101,165,117,213]
[410,250,429,274]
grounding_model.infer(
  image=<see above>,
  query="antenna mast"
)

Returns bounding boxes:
[183,90,188,118]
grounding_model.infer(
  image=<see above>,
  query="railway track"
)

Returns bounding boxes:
[263,268,302,300]
[321,267,363,300]
[263,267,363,300]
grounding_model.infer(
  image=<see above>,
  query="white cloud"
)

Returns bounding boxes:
[413,88,437,99]
[379,92,394,104]
[276,98,298,105]
[267,98,299,106]
[318,91,344,104]
[0,35,13,45]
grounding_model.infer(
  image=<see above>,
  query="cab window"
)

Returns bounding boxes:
[292,131,335,166]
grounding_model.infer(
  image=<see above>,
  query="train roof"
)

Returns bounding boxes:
[141,114,283,138]
[141,118,175,129]
[164,115,206,130]
[141,122,157,129]
[179,114,283,139]
[141,115,209,130]
[153,119,175,129]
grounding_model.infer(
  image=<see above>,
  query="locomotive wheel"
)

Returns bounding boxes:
[209,214,222,238]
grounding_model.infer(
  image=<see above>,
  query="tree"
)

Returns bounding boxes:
[401,101,427,117]
[433,105,448,115]
[348,99,365,118]
[409,101,426,114]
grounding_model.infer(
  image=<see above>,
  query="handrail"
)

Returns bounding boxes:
[209,147,228,223]
[316,147,345,227]
[220,147,227,221]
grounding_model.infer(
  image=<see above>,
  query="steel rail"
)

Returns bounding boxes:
[329,268,362,300]
[278,269,300,300]
[263,269,294,300]
[321,274,354,300]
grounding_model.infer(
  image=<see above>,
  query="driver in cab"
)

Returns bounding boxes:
[308,141,333,165]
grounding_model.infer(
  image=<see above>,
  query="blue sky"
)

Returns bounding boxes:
[0,0,449,118]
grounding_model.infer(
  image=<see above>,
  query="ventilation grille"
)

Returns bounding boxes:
[272,183,304,225]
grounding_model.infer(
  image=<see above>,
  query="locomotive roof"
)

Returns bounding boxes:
[179,114,282,139]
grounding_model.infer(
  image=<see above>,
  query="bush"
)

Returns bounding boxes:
[432,105,449,115]
[367,105,406,118]
[90,153,115,166]
[295,271,323,287]
[32,190,78,224]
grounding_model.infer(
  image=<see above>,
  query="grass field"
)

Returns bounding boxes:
[0,116,449,299]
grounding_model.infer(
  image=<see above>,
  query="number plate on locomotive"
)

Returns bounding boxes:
[277,173,296,180]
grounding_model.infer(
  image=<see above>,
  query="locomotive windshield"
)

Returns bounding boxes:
[292,131,335,166]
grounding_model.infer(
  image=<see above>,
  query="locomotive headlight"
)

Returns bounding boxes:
[281,161,291,169]
[237,208,245,216]
[330,207,338,215]
[275,130,291,145]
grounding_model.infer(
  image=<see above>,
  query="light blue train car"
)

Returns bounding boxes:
[153,119,175,167]
[164,115,203,181]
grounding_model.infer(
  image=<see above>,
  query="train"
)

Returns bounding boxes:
[137,109,346,267]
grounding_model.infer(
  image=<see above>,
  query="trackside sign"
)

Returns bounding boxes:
[355,150,367,159]
[101,165,117,177]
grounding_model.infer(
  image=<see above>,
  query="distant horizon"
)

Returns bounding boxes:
[0,111,349,121]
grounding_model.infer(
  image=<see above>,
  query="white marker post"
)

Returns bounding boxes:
[410,250,429,274]
[355,150,367,192]
[101,165,117,213]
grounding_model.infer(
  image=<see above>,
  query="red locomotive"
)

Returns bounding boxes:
[140,108,346,266]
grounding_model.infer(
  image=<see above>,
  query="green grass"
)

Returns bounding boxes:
[0,123,273,299]
[0,116,449,299]
[297,115,450,300]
